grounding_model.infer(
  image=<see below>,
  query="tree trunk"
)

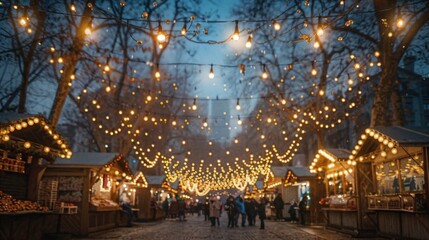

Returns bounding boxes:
[49,0,94,126]
[391,78,404,126]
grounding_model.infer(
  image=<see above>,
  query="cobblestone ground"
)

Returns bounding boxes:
[76,214,352,240]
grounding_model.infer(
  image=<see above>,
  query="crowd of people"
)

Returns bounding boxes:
[155,192,309,230]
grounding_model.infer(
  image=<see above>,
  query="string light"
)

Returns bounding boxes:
[396,9,404,28]
[192,99,197,110]
[245,35,252,48]
[236,98,241,110]
[181,21,187,35]
[209,64,214,79]
[273,20,281,31]
[157,20,166,43]
[232,20,240,40]
[84,17,93,36]
[155,64,161,79]
[261,64,268,79]
[311,61,317,76]
[316,16,324,36]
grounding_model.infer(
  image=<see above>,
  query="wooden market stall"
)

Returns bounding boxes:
[134,175,175,220]
[283,166,322,224]
[40,152,133,236]
[349,126,429,239]
[308,148,376,236]
[0,113,72,240]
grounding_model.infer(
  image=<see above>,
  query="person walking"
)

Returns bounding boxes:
[169,197,179,219]
[204,199,210,221]
[274,193,284,221]
[162,198,169,219]
[245,198,256,226]
[299,194,308,225]
[178,198,186,221]
[235,196,246,227]
[119,193,133,227]
[209,197,221,226]
[257,197,267,229]
[150,197,158,220]
[224,196,237,228]
[288,200,298,223]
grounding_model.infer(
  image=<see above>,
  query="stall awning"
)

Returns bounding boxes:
[310,148,351,172]
[271,166,288,178]
[284,167,315,186]
[350,126,429,160]
[54,152,132,177]
[146,175,166,186]
[131,171,148,188]
[0,113,71,161]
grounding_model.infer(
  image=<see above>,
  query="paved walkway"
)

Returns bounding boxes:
[74,214,354,240]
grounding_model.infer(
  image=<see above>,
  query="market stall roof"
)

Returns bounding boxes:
[0,113,71,161]
[285,166,315,186]
[309,148,351,172]
[55,152,118,167]
[271,166,288,178]
[146,175,166,186]
[255,180,264,190]
[131,171,148,188]
[286,166,315,178]
[350,126,429,160]
[324,148,350,160]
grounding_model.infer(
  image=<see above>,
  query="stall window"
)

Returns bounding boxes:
[335,176,343,195]
[375,161,399,194]
[344,172,354,195]
[327,177,335,196]
[400,154,425,192]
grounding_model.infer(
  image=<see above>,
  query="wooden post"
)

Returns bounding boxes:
[80,168,90,235]
[26,159,46,201]
[423,147,429,209]
[355,161,376,233]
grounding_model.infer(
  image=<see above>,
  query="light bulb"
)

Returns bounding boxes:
[157,32,166,43]
[273,20,281,31]
[181,21,187,35]
[105,86,111,92]
[24,142,31,148]
[262,64,268,79]
[316,28,324,36]
[209,64,214,79]
[396,18,404,28]
[70,3,76,12]
[157,21,166,43]
[192,99,197,110]
[245,35,252,48]
[311,69,317,75]
[155,71,160,79]
[232,20,240,40]
[104,65,110,72]
[313,40,320,48]
[19,18,27,26]
[84,27,91,36]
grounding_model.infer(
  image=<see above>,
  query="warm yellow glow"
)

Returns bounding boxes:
[245,35,252,48]
[273,21,281,31]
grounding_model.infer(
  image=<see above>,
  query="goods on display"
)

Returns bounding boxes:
[0,191,48,213]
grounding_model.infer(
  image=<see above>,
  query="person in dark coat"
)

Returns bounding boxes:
[178,198,186,221]
[257,197,267,229]
[162,198,169,219]
[224,195,237,228]
[204,199,210,221]
[299,194,308,225]
[169,197,179,219]
[288,201,298,223]
[245,198,256,226]
[274,193,284,221]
